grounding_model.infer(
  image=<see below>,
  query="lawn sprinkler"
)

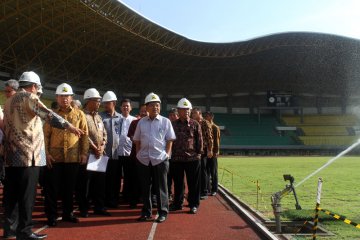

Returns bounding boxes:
[271,174,302,234]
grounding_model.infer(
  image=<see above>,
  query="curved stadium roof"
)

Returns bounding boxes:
[1,0,360,99]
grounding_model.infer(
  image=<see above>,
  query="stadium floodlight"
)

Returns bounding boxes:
[271,174,302,234]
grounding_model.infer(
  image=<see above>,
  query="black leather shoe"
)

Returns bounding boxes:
[137,215,152,222]
[25,232,48,239]
[94,210,111,216]
[47,218,57,227]
[3,232,16,239]
[62,215,79,223]
[156,215,167,223]
[200,195,208,200]
[189,207,198,214]
[169,204,183,211]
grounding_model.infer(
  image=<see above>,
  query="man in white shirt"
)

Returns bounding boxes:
[133,93,176,223]
[118,98,136,201]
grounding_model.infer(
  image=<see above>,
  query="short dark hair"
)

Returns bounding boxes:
[120,98,131,105]
[169,108,178,114]
[192,107,202,114]
[5,79,19,90]
[204,111,214,118]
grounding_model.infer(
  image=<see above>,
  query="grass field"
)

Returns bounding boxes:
[218,156,360,239]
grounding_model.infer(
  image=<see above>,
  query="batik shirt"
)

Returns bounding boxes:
[84,110,107,155]
[199,119,213,154]
[44,106,89,163]
[211,123,221,155]
[171,118,203,162]
[3,89,70,167]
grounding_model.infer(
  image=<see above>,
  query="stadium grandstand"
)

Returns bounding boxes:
[1,0,360,155]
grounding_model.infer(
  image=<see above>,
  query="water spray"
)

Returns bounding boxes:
[295,138,360,188]
[271,138,360,234]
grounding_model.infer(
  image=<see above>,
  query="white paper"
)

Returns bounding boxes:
[86,154,109,172]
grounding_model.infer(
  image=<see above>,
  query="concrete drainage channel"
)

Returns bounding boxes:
[218,184,334,240]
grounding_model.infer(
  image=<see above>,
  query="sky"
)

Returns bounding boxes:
[119,0,360,43]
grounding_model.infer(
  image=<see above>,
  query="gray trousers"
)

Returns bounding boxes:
[137,160,169,217]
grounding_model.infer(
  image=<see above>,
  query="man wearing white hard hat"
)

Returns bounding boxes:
[77,88,110,217]
[2,72,84,240]
[43,83,89,226]
[170,98,203,214]
[100,91,122,207]
[133,92,176,223]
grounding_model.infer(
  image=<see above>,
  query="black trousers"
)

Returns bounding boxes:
[2,169,18,237]
[105,159,122,206]
[206,156,218,192]
[119,156,131,200]
[44,163,79,220]
[88,171,106,211]
[171,160,201,208]
[127,158,140,206]
[167,167,173,196]
[137,160,169,217]
[77,165,106,212]
[76,165,88,213]
[3,167,39,238]
[200,154,209,195]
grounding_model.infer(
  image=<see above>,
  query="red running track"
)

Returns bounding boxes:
[1,190,264,240]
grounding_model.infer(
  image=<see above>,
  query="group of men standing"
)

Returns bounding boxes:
[0,71,221,239]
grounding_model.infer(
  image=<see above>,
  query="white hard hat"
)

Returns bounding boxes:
[102,91,117,102]
[56,83,74,95]
[19,71,41,87]
[145,92,161,104]
[177,98,192,109]
[83,88,101,100]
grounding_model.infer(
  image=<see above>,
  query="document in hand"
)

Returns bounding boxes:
[86,154,109,172]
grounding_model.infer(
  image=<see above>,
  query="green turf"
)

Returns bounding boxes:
[218,156,360,239]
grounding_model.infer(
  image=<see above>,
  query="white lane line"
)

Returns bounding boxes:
[147,214,159,240]
[34,225,48,233]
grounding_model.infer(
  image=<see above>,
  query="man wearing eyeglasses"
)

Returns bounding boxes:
[43,83,89,226]
[77,88,110,217]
